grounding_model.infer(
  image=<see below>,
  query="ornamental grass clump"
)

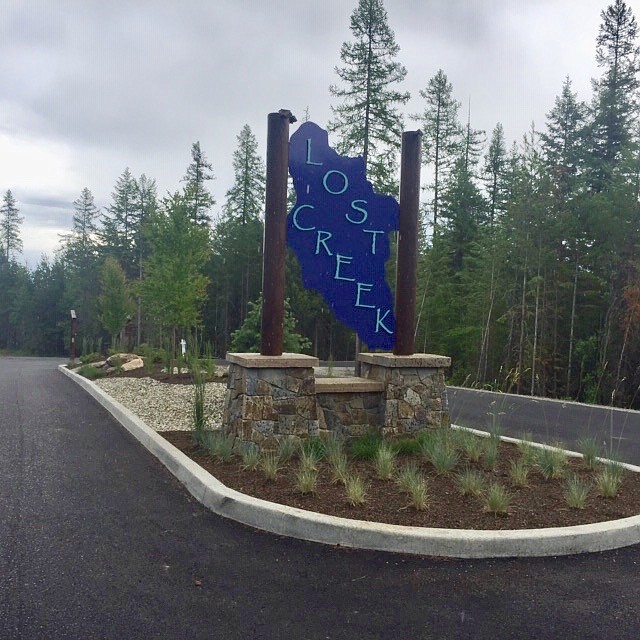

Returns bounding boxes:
[509,458,530,487]
[481,438,500,471]
[564,474,590,509]
[344,474,367,505]
[260,451,282,481]
[373,442,397,480]
[350,432,382,460]
[537,445,568,480]
[596,462,625,498]
[240,443,260,471]
[324,434,345,466]
[299,447,321,473]
[396,461,422,494]
[208,432,236,462]
[277,436,298,462]
[577,437,600,469]
[456,468,485,496]
[407,475,429,511]
[330,452,350,486]
[517,434,538,467]
[295,467,318,495]
[457,430,484,463]
[483,482,511,515]
[423,434,458,475]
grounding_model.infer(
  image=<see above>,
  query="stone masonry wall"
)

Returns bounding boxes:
[223,363,318,447]
[316,391,383,438]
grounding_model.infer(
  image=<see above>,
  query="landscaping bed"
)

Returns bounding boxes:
[160,429,640,531]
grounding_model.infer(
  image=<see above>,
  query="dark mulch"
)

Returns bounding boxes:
[160,430,640,530]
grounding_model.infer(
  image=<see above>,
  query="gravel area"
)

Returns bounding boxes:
[95,377,226,431]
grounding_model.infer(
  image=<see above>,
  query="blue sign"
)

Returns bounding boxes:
[287,122,399,350]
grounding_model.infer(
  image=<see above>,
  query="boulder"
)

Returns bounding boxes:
[121,357,144,372]
[106,353,139,366]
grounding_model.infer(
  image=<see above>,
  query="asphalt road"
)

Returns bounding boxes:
[1,356,640,639]
[449,387,640,465]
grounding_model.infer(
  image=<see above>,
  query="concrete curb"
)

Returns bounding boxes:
[60,365,640,558]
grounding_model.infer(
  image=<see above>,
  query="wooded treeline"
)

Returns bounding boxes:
[1,0,640,408]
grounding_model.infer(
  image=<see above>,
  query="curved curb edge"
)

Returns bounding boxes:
[60,365,640,559]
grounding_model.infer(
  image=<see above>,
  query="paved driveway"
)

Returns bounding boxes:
[1,357,639,639]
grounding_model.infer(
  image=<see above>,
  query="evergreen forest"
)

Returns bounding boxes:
[2,0,640,409]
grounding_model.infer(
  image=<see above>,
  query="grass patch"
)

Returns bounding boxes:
[260,451,282,481]
[344,474,367,505]
[77,364,106,380]
[349,432,382,460]
[373,442,397,480]
[565,474,590,509]
[537,445,568,480]
[509,458,530,487]
[456,468,485,496]
[577,437,600,469]
[484,482,511,515]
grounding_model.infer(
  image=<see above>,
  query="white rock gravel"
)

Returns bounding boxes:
[94,377,227,431]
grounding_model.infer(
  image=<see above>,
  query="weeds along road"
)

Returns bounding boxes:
[1,357,640,639]
[449,386,640,465]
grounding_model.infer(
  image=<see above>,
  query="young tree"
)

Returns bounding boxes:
[412,69,462,233]
[205,125,266,351]
[483,123,509,226]
[98,256,134,350]
[0,190,23,260]
[182,141,215,226]
[328,0,410,195]
[140,193,210,359]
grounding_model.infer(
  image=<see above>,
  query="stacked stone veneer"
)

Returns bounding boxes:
[223,353,319,447]
[223,352,451,446]
[359,353,451,437]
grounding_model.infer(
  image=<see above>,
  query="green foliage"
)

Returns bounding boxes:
[277,436,299,462]
[295,467,318,495]
[483,482,511,515]
[396,461,422,494]
[240,443,261,471]
[373,442,397,480]
[456,468,486,496]
[509,459,530,487]
[565,474,591,509]
[229,296,311,354]
[577,437,601,469]
[0,190,23,260]
[140,193,210,356]
[328,0,410,195]
[260,451,282,481]
[76,364,106,380]
[98,257,134,348]
[344,474,367,505]
[537,445,568,480]
[349,431,383,460]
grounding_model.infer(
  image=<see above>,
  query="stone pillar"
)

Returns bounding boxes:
[223,353,319,447]
[358,353,451,437]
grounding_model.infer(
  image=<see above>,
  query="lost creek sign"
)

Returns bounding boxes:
[287,121,399,350]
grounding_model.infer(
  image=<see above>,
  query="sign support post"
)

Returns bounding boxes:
[261,109,297,356]
[394,130,422,356]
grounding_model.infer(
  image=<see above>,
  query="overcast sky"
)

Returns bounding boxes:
[0,0,619,267]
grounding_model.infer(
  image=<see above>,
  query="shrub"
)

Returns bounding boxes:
[565,474,590,509]
[80,352,102,365]
[77,364,106,380]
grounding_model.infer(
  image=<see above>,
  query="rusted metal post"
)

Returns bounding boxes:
[261,109,296,356]
[394,130,422,356]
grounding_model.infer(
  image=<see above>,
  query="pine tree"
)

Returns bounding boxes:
[328,0,410,195]
[100,168,139,276]
[483,123,509,226]
[412,69,462,234]
[182,141,215,225]
[589,0,640,189]
[0,190,23,260]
